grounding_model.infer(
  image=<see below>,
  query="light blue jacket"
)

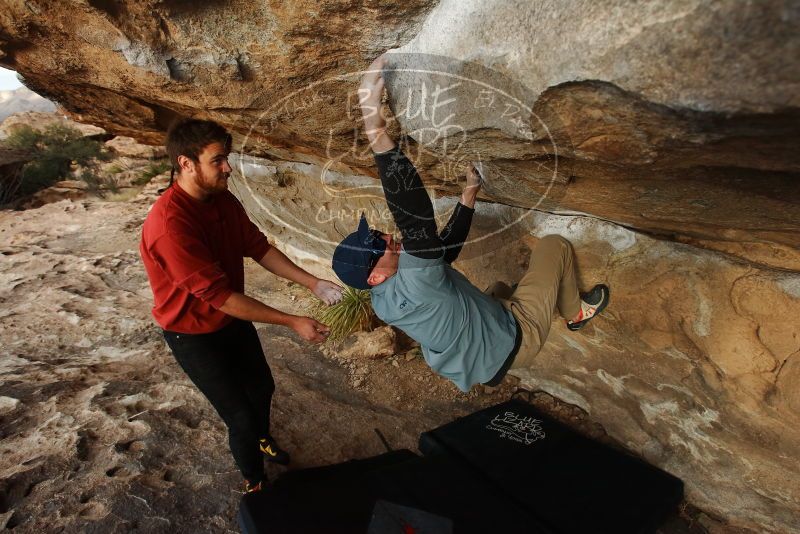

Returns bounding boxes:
[371,251,518,392]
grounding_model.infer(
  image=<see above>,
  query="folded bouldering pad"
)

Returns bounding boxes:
[419,399,684,534]
[238,448,547,534]
[239,399,684,534]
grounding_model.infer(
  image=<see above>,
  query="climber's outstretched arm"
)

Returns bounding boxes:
[439,164,481,263]
[360,55,439,257]
[360,54,480,261]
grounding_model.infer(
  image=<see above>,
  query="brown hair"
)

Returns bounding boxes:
[163,118,232,191]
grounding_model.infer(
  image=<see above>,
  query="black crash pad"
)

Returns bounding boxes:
[419,399,684,534]
[238,449,548,534]
[239,400,684,534]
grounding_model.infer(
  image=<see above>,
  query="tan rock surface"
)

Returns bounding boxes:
[335,326,397,360]
[2,0,796,268]
[105,136,166,159]
[396,0,800,113]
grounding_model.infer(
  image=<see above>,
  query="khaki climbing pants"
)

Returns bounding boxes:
[485,235,581,370]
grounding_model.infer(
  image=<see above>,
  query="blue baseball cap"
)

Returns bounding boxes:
[331,214,387,290]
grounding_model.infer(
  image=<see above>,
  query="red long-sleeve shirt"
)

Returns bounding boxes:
[139,182,271,333]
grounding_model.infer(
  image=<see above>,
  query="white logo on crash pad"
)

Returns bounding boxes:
[487,411,546,445]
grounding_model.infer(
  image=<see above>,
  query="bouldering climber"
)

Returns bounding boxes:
[332,55,609,392]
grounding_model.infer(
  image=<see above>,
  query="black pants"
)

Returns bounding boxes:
[163,319,275,483]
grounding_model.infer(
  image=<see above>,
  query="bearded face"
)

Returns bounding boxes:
[193,142,231,195]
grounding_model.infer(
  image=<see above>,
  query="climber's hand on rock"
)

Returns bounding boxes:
[358,54,388,121]
[461,163,482,208]
[466,163,482,192]
[359,54,396,153]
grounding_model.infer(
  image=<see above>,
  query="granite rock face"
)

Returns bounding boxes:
[2,1,799,531]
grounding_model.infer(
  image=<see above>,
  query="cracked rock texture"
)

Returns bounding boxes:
[1,0,799,531]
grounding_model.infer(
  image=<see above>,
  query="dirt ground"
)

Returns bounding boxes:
[0,177,732,533]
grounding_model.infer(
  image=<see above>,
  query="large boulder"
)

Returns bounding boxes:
[2,1,798,531]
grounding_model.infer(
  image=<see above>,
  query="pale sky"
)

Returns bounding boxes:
[0,66,23,90]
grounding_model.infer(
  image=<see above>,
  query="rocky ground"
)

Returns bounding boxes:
[0,176,735,533]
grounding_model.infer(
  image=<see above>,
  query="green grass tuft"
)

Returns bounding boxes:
[313,286,374,344]
[134,160,171,186]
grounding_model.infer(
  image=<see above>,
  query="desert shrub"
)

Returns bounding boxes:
[313,286,374,344]
[1,123,110,201]
[80,168,120,193]
[134,160,170,186]
[79,168,102,190]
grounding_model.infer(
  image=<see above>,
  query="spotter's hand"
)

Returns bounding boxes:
[313,279,344,306]
[291,316,331,344]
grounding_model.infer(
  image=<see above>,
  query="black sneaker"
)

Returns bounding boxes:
[259,437,290,465]
[567,284,610,331]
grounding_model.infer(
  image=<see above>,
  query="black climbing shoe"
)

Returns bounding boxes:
[567,284,610,331]
[259,437,290,466]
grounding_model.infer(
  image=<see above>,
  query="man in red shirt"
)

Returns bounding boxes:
[140,119,342,493]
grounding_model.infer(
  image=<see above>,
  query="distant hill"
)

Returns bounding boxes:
[0,111,106,140]
[0,86,56,123]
